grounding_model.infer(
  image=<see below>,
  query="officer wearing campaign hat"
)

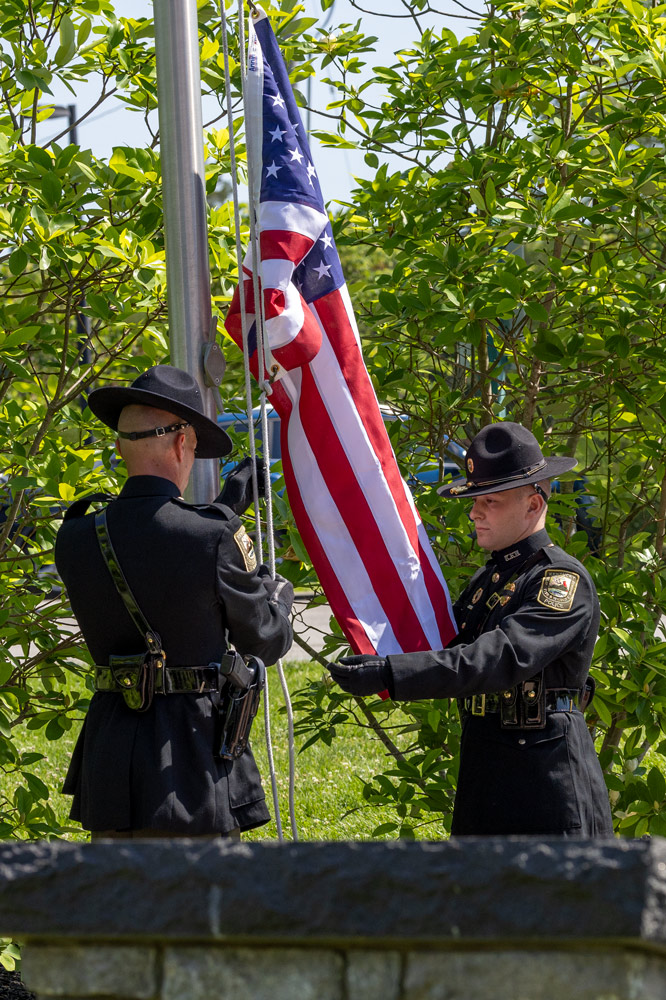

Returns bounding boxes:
[328,421,613,837]
[86,364,234,459]
[56,364,294,838]
[437,421,577,498]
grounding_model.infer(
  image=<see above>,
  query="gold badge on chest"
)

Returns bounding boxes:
[472,587,483,604]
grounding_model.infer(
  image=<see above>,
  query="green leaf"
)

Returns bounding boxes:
[310,130,357,149]
[524,301,548,324]
[605,333,630,358]
[8,249,28,276]
[646,767,665,803]
[593,698,613,727]
[0,710,11,739]
[378,290,399,314]
[42,173,62,207]
[427,709,440,731]
[469,188,486,213]
[372,822,398,836]
[54,14,77,67]
[24,772,49,800]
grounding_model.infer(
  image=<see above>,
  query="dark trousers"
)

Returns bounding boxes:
[91,827,241,840]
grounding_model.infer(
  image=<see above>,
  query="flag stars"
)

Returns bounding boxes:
[313,260,332,279]
[269,124,286,142]
[266,161,282,178]
[307,163,317,186]
[288,147,304,164]
[320,231,333,250]
[271,93,286,109]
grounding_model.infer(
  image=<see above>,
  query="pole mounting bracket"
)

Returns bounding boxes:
[203,318,226,413]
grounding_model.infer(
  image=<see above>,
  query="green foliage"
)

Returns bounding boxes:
[4,0,666,844]
[283,0,666,838]
[0,0,248,838]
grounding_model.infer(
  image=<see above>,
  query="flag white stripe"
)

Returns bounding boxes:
[259,201,328,241]
[282,373,400,650]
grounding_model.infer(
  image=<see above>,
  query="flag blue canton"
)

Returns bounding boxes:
[255,18,344,304]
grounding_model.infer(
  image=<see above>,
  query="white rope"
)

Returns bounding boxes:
[219,0,298,841]
[244,2,298,843]
[219,0,279,839]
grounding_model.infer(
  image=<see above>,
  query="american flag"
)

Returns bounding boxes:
[225,10,457,666]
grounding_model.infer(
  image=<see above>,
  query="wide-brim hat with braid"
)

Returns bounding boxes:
[438,421,577,498]
[87,365,232,459]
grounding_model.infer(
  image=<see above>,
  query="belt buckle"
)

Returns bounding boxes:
[470,694,486,717]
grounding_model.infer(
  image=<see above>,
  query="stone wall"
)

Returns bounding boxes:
[1,838,666,1000]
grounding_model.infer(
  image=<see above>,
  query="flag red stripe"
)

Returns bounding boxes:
[260,229,314,265]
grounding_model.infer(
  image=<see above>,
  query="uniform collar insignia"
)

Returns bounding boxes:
[493,528,551,569]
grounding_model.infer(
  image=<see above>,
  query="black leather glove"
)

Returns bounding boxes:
[259,566,294,614]
[217,456,266,516]
[327,655,391,696]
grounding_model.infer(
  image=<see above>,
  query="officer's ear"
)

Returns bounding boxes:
[526,490,544,515]
[173,428,194,464]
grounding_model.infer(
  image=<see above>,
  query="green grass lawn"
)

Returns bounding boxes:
[16,660,416,842]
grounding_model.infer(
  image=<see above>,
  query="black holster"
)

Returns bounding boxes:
[500,674,546,729]
[217,653,265,760]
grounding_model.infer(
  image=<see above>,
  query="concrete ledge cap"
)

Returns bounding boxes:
[1,838,665,947]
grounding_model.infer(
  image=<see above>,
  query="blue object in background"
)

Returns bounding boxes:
[218,407,282,482]
[218,406,465,489]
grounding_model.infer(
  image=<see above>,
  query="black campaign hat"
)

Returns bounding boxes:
[87,365,232,460]
[438,421,577,498]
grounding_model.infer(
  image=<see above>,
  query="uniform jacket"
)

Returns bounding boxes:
[55,475,293,835]
[387,529,613,837]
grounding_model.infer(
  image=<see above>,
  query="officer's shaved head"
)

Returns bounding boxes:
[117,405,197,454]
[116,404,197,492]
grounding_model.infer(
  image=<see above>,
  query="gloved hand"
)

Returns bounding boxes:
[217,456,266,516]
[259,566,294,614]
[327,655,391,697]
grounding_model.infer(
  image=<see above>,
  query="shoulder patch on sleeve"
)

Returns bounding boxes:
[536,568,580,611]
[233,524,257,571]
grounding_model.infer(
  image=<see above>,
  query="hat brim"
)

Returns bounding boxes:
[437,456,578,498]
[87,386,233,460]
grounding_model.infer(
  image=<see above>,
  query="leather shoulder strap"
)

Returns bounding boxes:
[63,492,115,521]
[94,509,161,652]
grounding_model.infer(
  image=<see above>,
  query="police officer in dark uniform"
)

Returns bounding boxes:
[328,422,613,837]
[56,365,294,838]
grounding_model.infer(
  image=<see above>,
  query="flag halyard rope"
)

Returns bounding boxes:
[219,0,298,842]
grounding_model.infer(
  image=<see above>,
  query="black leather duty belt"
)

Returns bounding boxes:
[460,687,580,723]
[95,664,222,695]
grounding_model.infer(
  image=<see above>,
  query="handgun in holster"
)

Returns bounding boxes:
[216,652,266,760]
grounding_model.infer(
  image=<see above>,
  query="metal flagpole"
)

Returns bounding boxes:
[154,0,225,502]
